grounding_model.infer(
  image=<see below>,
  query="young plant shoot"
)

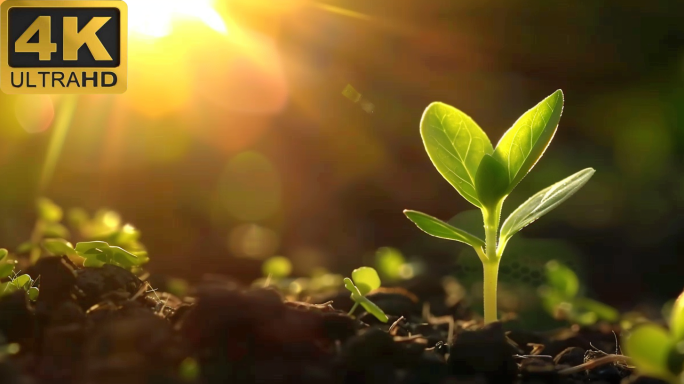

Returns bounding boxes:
[623,289,684,384]
[344,267,388,323]
[404,90,595,324]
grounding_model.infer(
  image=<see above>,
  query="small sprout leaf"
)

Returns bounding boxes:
[110,246,139,267]
[351,266,381,296]
[36,197,63,223]
[544,260,579,299]
[420,102,494,207]
[499,168,595,249]
[624,324,675,380]
[13,275,31,290]
[669,289,684,341]
[75,241,110,254]
[343,277,360,295]
[42,238,75,256]
[474,154,510,209]
[404,210,485,248]
[28,287,39,301]
[262,256,292,278]
[358,295,388,323]
[0,264,14,279]
[0,249,7,262]
[493,90,564,193]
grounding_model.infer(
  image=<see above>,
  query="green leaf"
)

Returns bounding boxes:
[420,102,494,207]
[623,324,675,380]
[474,154,510,209]
[669,289,684,341]
[493,90,564,193]
[75,241,110,255]
[351,266,381,296]
[42,238,75,256]
[499,168,595,248]
[0,249,7,262]
[36,197,63,223]
[262,256,292,278]
[110,246,139,267]
[0,264,14,279]
[28,287,39,301]
[357,295,388,323]
[344,277,360,295]
[544,260,579,299]
[404,210,485,248]
[13,275,31,290]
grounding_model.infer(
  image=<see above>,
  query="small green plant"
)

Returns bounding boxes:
[404,90,595,323]
[344,267,388,323]
[623,289,684,383]
[539,260,618,325]
[5,273,39,301]
[71,241,147,268]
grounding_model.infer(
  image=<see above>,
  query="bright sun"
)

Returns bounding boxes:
[127,0,227,38]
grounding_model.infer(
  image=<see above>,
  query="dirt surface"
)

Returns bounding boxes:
[0,256,668,384]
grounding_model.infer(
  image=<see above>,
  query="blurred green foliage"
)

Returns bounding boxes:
[624,289,684,384]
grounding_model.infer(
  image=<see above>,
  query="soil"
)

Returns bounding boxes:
[0,256,669,384]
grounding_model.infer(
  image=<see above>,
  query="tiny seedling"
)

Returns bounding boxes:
[539,260,618,325]
[2,271,39,301]
[73,241,148,269]
[404,90,595,323]
[623,289,684,384]
[344,267,388,323]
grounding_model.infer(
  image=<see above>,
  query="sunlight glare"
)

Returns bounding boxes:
[128,0,227,38]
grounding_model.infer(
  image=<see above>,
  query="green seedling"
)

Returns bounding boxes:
[344,266,388,323]
[623,289,684,383]
[18,198,71,263]
[73,241,148,269]
[404,90,595,324]
[539,260,618,325]
[2,272,39,301]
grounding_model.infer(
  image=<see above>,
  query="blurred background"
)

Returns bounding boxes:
[1,0,684,315]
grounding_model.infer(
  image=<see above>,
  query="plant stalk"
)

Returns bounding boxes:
[348,302,359,316]
[482,200,503,324]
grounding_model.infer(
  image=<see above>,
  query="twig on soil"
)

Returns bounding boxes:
[422,303,455,346]
[130,282,150,301]
[389,316,405,336]
[527,343,545,355]
[515,354,553,359]
[393,334,427,344]
[558,354,632,375]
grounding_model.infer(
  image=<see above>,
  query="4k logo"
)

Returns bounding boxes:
[1,0,127,94]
